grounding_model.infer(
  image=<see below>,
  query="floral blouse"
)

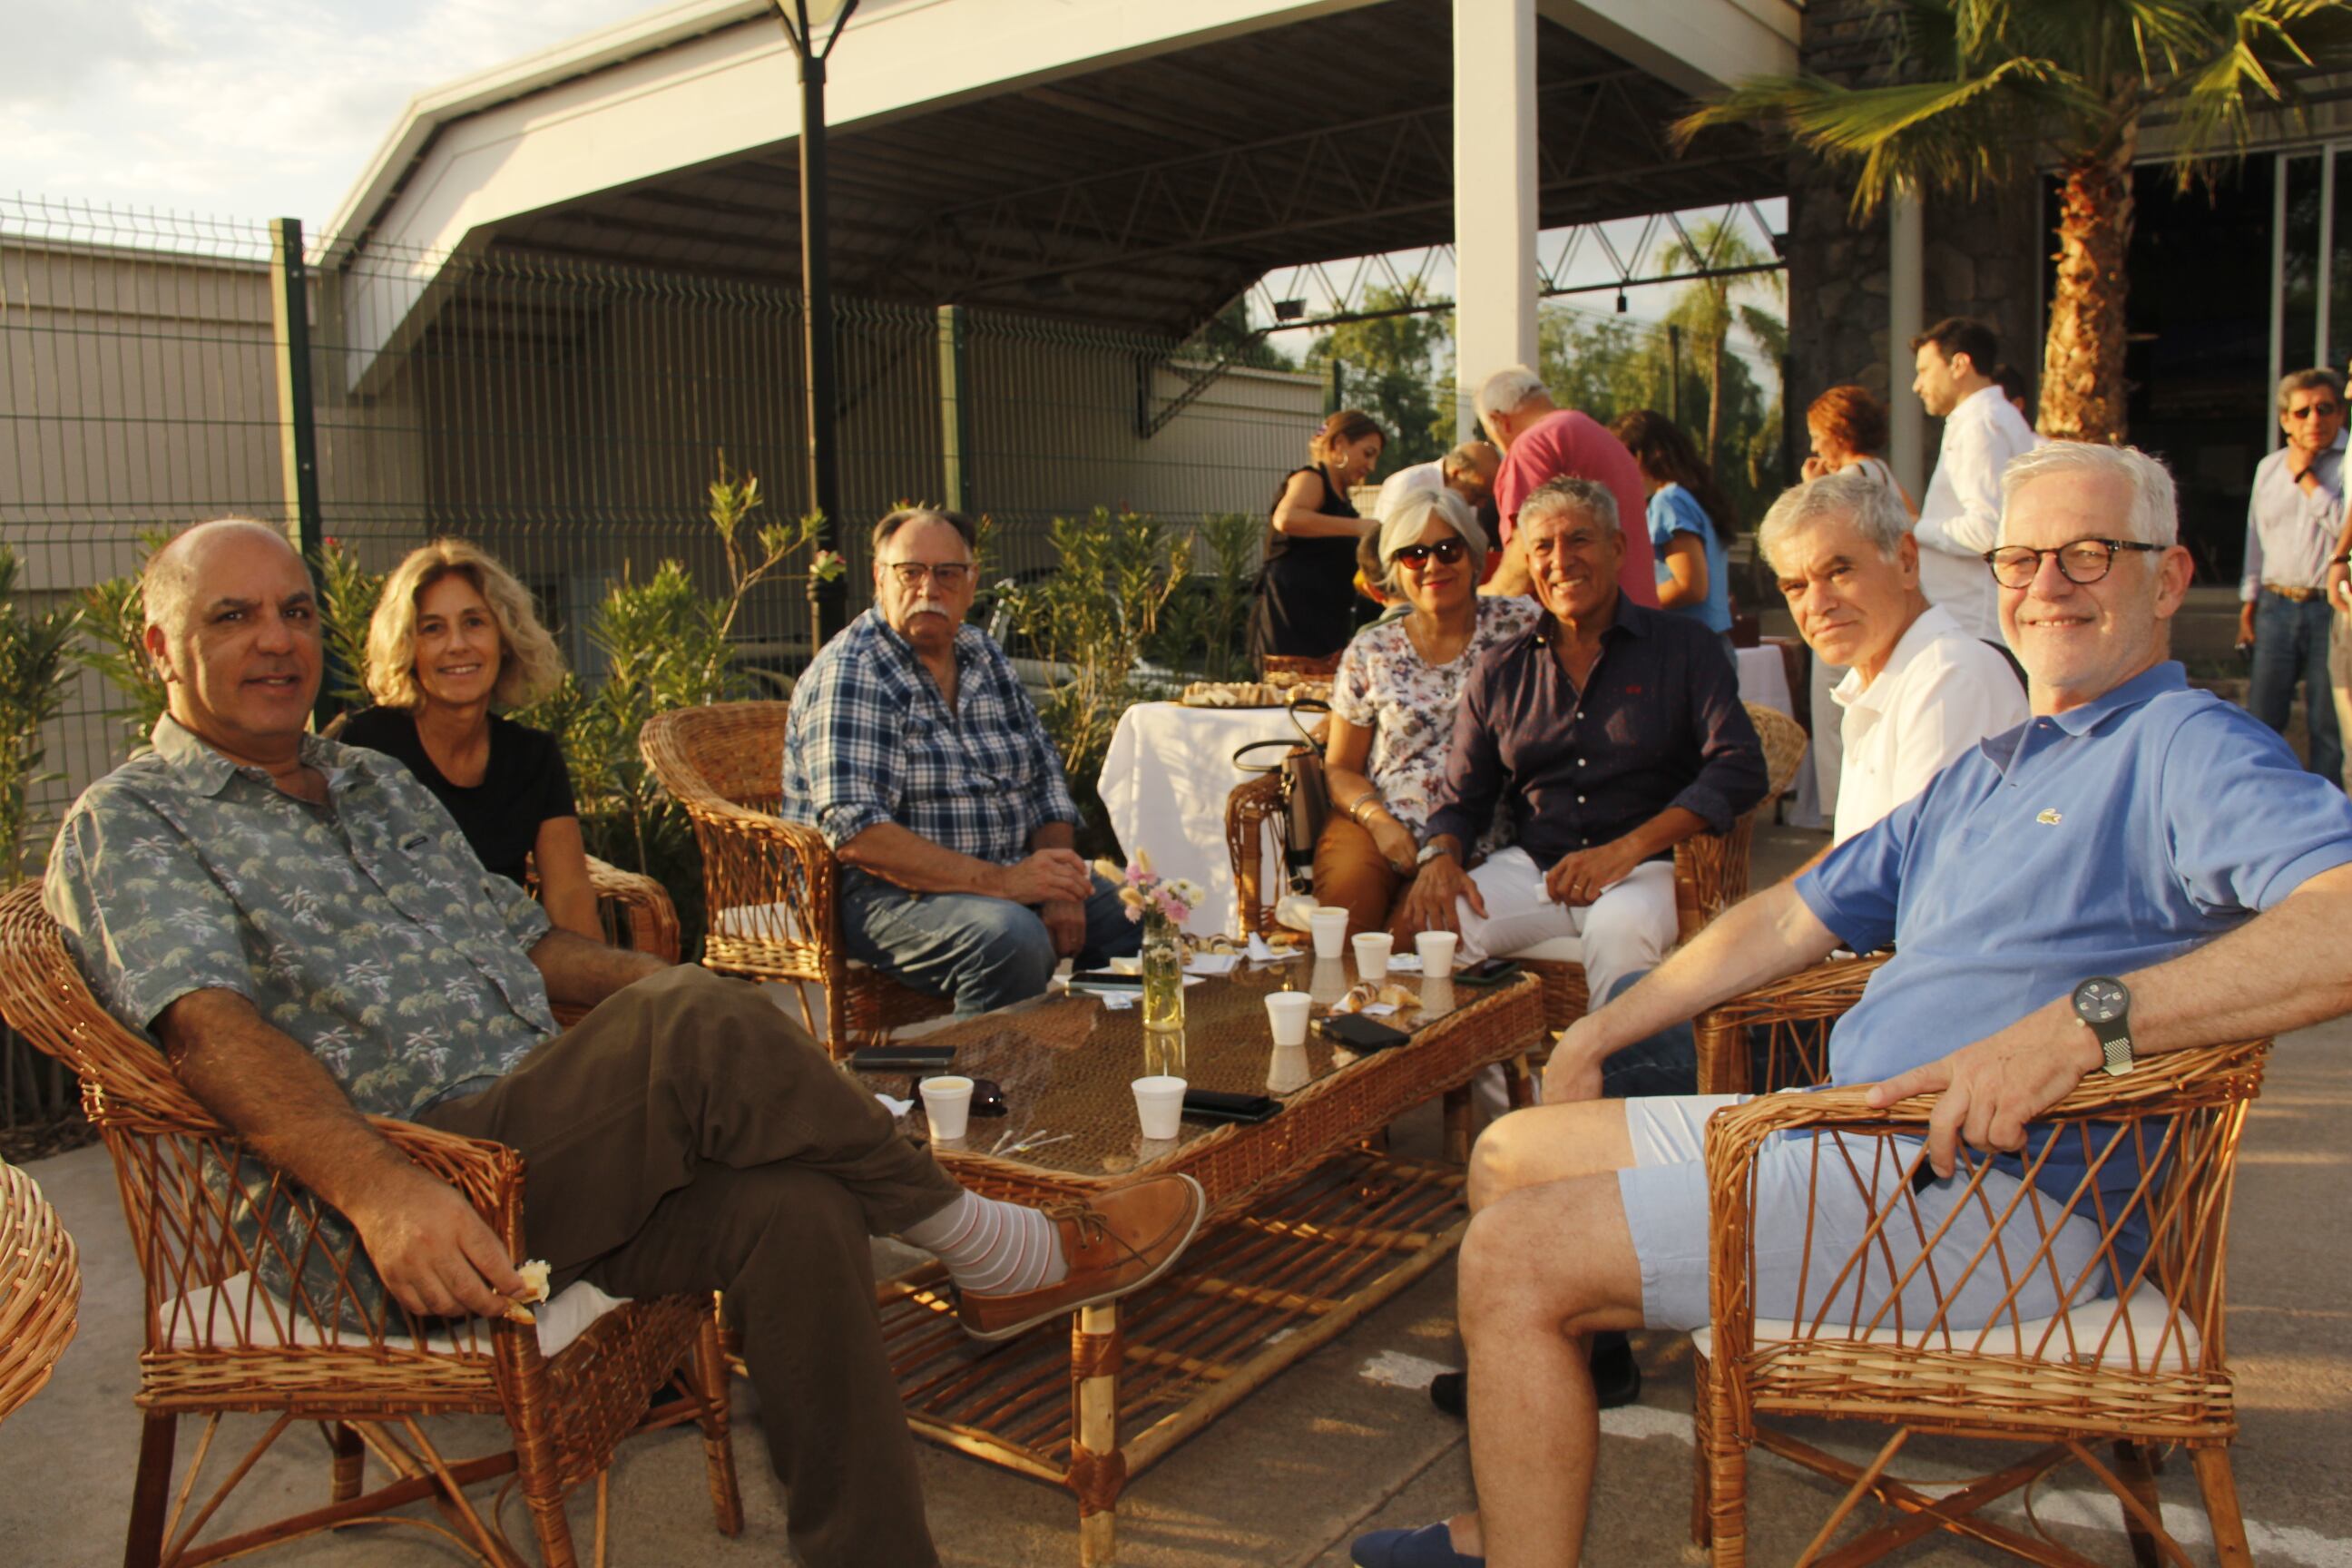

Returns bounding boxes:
[1329,595,1543,841]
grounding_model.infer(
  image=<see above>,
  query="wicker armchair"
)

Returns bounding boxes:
[0,884,741,1567]
[0,1158,78,1426]
[1228,701,1811,1035]
[639,701,948,1059]
[1692,1031,2267,1566]
[581,855,681,961]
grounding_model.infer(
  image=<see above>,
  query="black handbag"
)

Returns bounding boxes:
[1233,695,1332,895]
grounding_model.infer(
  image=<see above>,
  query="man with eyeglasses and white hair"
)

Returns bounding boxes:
[1352,441,2352,1568]
[2240,368,2347,786]
[781,506,1137,1014]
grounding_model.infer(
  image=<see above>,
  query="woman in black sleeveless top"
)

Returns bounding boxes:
[1247,408,1387,667]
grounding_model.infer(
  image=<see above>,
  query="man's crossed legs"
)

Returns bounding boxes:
[420,965,1201,1568]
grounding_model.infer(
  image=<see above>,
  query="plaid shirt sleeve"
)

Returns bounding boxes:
[790,645,905,849]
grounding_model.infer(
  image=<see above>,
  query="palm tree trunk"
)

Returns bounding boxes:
[1705,336,1726,469]
[2040,137,2135,443]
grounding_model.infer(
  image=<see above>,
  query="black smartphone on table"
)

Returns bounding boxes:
[1320,1012,1412,1052]
[848,1044,957,1071]
[1453,957,1519,987]
[1181,1088,1280,1124]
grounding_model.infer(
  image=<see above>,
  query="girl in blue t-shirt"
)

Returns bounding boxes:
[1608,410,1738,650]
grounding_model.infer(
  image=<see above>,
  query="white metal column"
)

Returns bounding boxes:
[1888,195,1926,499]
[1454,0,1541,437]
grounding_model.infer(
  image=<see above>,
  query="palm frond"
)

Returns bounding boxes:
[1680,59,2084,215]
[2155,0,2352,187]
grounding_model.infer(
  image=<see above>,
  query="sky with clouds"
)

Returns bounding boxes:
[3,0,657,224]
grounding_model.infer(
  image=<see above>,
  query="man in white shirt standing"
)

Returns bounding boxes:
[1759,467,2028,842]
[1370,439,1501,525]
[2242,368,2347,786]
[1911,318,2040,643]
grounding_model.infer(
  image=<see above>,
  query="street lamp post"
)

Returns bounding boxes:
[772,0,859,650]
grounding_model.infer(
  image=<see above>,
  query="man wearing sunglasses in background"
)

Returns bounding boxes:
[782,506,1138,1015]
[2245,368,2348,788]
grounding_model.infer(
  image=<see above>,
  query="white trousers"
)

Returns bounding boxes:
[1455,849,1679,1007]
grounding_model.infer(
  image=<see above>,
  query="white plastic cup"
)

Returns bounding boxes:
[1264,991,1313,1047]
[1351,931,1394,983]
[1415,929,1459,975]
[1308,906,1350,959]
[919,1075,975,1142]
[1132,1074,1187,1141]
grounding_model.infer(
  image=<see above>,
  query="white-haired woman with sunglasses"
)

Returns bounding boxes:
[341,539,600,939]
[1318,491,1539,936]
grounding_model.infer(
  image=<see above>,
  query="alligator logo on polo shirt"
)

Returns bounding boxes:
[2037,808,2063,826]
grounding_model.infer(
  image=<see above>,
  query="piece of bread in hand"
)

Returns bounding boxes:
[503,1259,553,1325]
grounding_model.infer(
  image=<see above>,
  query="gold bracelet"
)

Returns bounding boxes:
[1351,795,1383,826]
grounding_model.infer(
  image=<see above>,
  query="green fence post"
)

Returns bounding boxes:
[937,304,971,514]
[269,218,330,723]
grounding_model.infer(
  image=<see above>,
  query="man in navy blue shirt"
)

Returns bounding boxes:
[1355,442,2352,1568]
[1404,476,1766,1011]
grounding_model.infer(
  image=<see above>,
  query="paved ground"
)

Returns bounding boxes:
[5,824,2348,1566]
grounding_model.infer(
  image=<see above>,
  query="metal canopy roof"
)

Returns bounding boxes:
[484,0,1781,338]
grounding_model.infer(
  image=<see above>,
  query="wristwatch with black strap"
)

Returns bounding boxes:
[2072,975,2134,1077]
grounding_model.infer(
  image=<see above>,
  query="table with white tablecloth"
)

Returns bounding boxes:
[1097,702,1308,936]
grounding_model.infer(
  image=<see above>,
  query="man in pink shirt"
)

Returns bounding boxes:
[1475,366,1658,604]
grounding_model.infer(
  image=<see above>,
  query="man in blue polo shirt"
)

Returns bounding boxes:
[1351,441,2352,1568]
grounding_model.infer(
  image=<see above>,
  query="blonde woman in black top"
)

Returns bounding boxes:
[340,539,600,938]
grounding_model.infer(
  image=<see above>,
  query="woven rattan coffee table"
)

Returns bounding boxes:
[859,954,1545,1564]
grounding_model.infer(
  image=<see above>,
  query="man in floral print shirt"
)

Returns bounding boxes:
[44,519,1205,1568]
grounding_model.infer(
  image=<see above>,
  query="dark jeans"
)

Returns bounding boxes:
[839,867,1140,1016]
[419,965,963,1568]
[2250,592,2345,783]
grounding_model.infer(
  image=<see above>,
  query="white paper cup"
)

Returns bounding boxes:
[1308,906,1350,959]
[919,1075,975,1142]
[1264,991,1312,1047]
[1351,931,1393,982]
[1415,930,1459,975]
[1132,1074,1187,1141]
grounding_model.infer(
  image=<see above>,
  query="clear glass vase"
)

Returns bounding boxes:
[1141,911,1185,1033]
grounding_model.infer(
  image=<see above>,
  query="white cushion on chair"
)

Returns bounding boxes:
[1503,934,1583,964]
[713,902,800,944]
[1690,1289,2202,1373]
[162,1273,629,1358]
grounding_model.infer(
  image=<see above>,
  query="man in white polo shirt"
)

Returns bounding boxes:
[1760,466,2027,842]
[1911,317,2040,644]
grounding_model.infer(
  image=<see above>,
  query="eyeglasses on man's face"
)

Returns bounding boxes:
[1983,537,2164,589]
[882,560,974,590]
[1391,538,1469,568]
[2283,401,2342,421]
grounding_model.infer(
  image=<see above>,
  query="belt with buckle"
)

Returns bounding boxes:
[2263,583,2328,603]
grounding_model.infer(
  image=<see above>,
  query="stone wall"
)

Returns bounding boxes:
[1783,2,2044,431]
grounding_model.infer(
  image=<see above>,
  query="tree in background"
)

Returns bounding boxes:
[1680,0,2352,442]
[1303,283,1456,472]
[1652,219,1787,470]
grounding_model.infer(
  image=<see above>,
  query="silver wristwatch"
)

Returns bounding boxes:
[1415,840,1455,868]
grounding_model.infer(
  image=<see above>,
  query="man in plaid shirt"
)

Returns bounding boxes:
[781,507,1139,1014]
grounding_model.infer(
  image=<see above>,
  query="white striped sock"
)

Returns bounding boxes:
[902,1192,1068,1295]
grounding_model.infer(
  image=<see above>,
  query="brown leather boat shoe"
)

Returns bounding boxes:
[956,1173,1207,1341]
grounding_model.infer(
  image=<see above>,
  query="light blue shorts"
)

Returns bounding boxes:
[1617,1094,2108,1333]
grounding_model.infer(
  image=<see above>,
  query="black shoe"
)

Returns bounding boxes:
[1589,1330,1642,1409]
[1427,1334,1642,1421]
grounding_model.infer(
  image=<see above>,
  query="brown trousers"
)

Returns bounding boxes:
[1312,815,1413,936]
[419,964,961,1568]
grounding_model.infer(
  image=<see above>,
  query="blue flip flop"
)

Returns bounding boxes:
[1351,1523,1486,1567]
